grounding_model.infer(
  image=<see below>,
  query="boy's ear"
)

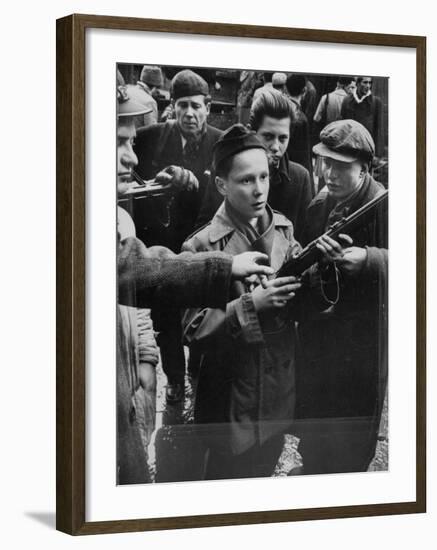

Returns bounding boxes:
[215,176,227,198]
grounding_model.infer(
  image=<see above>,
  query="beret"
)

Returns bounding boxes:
[139,65,163,87]
[212,123,267,172]
[171,69,209,100]
[313,119,375,162]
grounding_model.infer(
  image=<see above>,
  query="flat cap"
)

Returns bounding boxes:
[139,65,163,87]
[212,123,266,172]
[313,119,375,162]
[171,69,209,100]
[116,69,152,117]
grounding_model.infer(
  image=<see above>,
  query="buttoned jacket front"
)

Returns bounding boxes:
[182,204,300,455]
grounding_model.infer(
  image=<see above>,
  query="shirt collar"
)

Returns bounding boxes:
[208,202,291,243]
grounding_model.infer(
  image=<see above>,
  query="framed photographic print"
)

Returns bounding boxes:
[56,13,426,535]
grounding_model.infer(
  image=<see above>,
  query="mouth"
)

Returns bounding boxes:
[327,183,342,194]
[252,201,266,209]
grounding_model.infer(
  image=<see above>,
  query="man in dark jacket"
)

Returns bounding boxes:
[340,76,385,157]
[285,74,312,175]
[133,69,223,403]
[134,69,223,249]
[296,119,388,475]
[197,89,312,242]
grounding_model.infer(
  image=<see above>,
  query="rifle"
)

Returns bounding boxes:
[119,169,174,199]
[117,169,176,228]
[277,189,388,278]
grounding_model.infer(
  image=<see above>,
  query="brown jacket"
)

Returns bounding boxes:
[182,204,301,455]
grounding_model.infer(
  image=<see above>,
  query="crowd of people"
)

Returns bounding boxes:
[116,65,388,484]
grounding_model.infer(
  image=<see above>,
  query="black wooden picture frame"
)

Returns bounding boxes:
[56,13,426,535]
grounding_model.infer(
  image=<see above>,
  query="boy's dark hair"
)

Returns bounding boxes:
[338,76,356,87]
[248,89,294,132]
[285,74,307,97]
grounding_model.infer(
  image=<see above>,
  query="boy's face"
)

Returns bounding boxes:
[255,116,290,169]
[217,148,270,222]
[322,157,364,201]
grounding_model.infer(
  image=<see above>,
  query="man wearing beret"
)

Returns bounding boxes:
[132,69,223,403]
[296,119,388,475]
[197,89,312,242]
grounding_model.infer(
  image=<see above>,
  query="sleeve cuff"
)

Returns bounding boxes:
[226,293,264,345]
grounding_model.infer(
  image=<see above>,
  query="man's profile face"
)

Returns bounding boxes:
[174,94,210,139]
[358,77,372,96]
[322,157,364,201]
[255,116,290,169]
[217,148,270,223]
[117,117,138,195]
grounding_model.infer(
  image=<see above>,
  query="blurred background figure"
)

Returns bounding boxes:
[340,76,385,158]
[314,75,356,129]
[285,74,313,177]
[253,71,274,102]
[272,72,287,94]
[129,65,164,128]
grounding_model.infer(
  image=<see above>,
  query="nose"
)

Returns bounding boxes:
[253,177,265,197]
[121,143,138,169]
[185,104,194,118]
[270,138,280,153]
[324,164,333,181]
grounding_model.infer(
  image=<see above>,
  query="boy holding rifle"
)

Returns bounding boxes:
[296,119,388,475]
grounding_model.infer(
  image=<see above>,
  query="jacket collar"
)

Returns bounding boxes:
[270,153,292,187]
[208,202,292,244]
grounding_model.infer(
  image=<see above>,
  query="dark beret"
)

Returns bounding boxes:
[171,69,209,100]
[313,119,375,162]
[212,123,267,172]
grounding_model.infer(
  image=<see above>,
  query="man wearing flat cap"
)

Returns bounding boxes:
[132,69,223,404]
[295,119,388,475]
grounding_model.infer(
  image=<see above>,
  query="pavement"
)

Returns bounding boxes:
[146,355,388,481]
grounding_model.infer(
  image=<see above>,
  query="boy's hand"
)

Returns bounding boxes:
[251,276,302,312]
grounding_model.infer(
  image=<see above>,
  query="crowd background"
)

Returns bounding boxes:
[118,64,389,187]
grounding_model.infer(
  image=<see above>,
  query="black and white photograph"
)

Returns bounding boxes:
[116,63,389,485]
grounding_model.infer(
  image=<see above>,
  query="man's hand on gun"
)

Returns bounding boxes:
[316,233,367,276]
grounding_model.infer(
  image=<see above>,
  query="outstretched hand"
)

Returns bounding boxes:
[232,252,274,280]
